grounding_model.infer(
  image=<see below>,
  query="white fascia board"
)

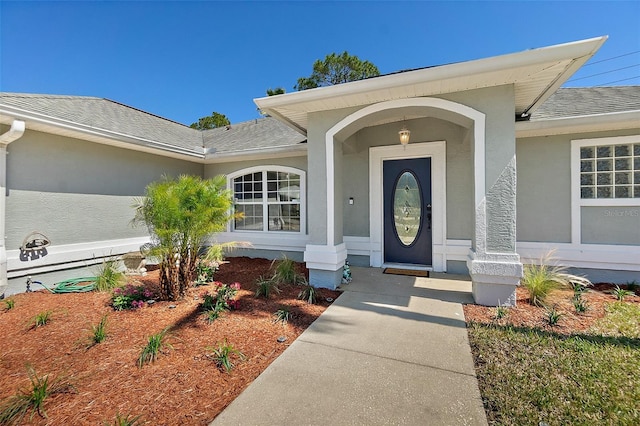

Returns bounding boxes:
[521,37,607,116]
[7,236,151,278]
[516,110,640,138]
[0,105,205,161]
[204,144,307,164]
[254,37,607,115]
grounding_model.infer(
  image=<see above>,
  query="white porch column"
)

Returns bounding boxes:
[0,120,26,296]
[466,93,523,306]
[303,113,347,290]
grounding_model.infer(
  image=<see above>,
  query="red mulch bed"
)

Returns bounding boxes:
[463,283,640,335]
[0,257,340,425]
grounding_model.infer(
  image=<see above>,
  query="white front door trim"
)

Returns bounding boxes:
[369,141,447,270]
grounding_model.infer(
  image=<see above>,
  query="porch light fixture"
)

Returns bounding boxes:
[398,125,411,145]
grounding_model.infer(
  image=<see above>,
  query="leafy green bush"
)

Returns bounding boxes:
[0,366,75,424]
[138,327,172,367]
[93,258,126,292]
[207,340,245,373]
[200,282,240,323]
[194,260,217,285]
[522,253,591,306]
[111,283,156,310]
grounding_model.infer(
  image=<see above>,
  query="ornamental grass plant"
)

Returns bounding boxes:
[521,252,591,307]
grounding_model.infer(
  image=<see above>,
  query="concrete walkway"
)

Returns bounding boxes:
[212,267,488,426]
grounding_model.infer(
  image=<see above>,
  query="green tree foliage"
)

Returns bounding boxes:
[189,112,230,130]
[295,51,380,91]
[266,87,286,96]
[133,175,237,301]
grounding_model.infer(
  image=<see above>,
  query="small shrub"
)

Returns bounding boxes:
[626,280,638,293]
[273,307,292,324]
[207,340,245,373]
[111,283,156,310]
[201,282,240,323]
[522,253,591,307]
[493,305,509,320]
[204,309,221,324]
[298,283,318,304]
[194,259,217,285]
[138,327,172,367]
[573,296,589,313]
[30,310,53,328]
[0,366,75,423]
[88,314,109,347]
[545,305,562,326]
[271,255,301,285]
[572,283,588,298]
[94,258,126,292]
[255,276,280,299]
[4,298,15,310]
[107,412,144,426]
[612,285,633,301]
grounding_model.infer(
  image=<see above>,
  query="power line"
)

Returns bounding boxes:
[597,75,640,86]
[568,64,640,82]
[583,50,640,66]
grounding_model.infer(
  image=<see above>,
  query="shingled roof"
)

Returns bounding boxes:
[532,86,640,120]
[0,92,203,151]
[2,88,637,157]
[202,117,305,154]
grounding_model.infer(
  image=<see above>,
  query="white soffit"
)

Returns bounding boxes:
[255,37,607,133]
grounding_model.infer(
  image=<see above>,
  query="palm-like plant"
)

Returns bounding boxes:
[132,175,238,301]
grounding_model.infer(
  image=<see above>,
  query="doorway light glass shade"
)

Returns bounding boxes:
[398,126,411,145]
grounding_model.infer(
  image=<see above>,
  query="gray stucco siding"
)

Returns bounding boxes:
[5,129,203,250]
[341,117,472,240]
[516,128,640,244]
[516,135,571,243]
[581,206,640,245]
[203,156,307,179]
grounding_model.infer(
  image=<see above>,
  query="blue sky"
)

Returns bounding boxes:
[1,1,639,126]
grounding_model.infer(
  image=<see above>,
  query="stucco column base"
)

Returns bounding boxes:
[304,243,347,290]
[467,251,523,307]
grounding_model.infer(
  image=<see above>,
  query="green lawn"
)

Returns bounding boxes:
[468,318,640,425]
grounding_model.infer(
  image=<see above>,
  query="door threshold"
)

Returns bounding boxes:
[381,263,433,272]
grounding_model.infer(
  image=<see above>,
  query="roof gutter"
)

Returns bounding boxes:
[204,143,307,164]
[0,105,205,160]
[255,36,609,115]
[1,119,26,296]
[516,110,640,138]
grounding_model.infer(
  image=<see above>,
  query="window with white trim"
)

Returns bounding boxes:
[579,142,640,199]
[231,167,304,233]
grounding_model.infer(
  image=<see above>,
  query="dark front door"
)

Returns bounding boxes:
[383,158,432,265]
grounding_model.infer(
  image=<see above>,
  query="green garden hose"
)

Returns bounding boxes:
[30,277,97,293]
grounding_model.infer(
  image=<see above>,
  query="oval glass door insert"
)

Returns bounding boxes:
[393,171,422,246]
